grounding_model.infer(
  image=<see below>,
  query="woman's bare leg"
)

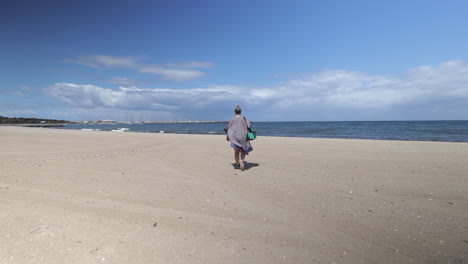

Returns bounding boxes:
[233,148,240,165]
[239,150,246,171]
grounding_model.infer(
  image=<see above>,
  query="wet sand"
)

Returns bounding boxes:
[0,126,467,263]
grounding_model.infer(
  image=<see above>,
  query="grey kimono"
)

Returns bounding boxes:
[227,115,253,154]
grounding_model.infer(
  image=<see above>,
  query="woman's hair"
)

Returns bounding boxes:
[234,105,241,115]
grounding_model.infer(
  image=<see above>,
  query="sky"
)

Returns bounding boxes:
[1,0,468,121]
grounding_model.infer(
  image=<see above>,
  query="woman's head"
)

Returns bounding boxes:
[234,105,241,115]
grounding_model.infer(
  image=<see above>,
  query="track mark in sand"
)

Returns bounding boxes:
[56,140,181,162]
[0,159,48,169]
[29,224,63,237]
[59,148,145,162]
[1,139,181,169]
[88,245,116,261]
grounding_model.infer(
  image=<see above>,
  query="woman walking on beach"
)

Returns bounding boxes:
[226,106,253,171]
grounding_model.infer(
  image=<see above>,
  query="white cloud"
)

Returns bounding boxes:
[0,109,37,117]
[138,66,206,81]
[45,83,236,112]
[44,83,125,108]
[107,77,143,86]
[64,55,214,82]
[166,61,215,69]
[281,61,468,109]
[45,60,468,121]
[50,107,178,122]
[65,55,140,69]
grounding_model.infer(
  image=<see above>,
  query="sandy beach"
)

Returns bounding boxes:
[0,126,467,264]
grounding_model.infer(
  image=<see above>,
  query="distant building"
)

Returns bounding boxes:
[97,119,117,124]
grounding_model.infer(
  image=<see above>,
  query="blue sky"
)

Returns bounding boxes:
[2,0,468,121]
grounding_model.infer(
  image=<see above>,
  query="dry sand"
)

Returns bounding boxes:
[0,126,467,264]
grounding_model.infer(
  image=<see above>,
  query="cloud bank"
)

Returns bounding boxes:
[46,60,468,121]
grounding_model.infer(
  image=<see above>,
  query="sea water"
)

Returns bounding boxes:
[59,120,468,142]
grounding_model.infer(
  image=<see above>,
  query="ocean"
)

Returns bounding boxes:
[58,120,468,142]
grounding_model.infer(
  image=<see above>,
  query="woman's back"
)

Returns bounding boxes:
[228,115,249,142]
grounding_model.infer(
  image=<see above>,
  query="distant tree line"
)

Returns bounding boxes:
[0,116,70,124]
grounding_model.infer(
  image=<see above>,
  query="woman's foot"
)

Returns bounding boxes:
[240,161,245,171]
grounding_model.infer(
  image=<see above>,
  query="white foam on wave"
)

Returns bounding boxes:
[111,128,130,132]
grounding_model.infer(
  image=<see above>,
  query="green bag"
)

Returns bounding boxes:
[244,117,256,141]
[244,116,257,140]
[247,128,256,140]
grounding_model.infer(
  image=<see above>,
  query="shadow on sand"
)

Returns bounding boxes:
[231,162,260,171]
